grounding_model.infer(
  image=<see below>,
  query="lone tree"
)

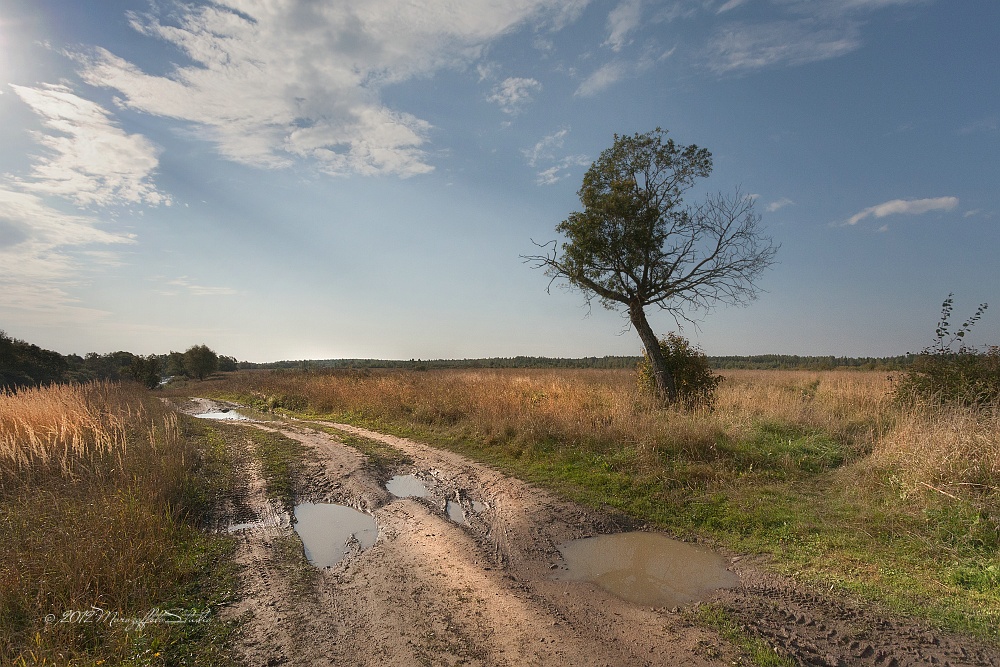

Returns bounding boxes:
[526,129,778,403]
[183,344,219,381]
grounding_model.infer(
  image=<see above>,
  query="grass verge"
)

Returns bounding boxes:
[1,384,243,665]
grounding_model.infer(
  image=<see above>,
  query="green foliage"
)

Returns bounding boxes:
[128,355,162,389]
[164,351,187,377]
[0,330,68,388]
[525,128,777,403]
[549,128,714,312]
[636,333,722,408]
[692,604,795,667]
[896,295,999,406]
[183,345,219,381]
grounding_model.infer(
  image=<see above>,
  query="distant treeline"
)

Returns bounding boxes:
[238,354,914,372]
[2,329,914,391]
[709,355,913,371]
[0,331,235,390]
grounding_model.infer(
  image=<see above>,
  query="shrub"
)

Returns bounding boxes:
[636,332,722,408]
[897,295,999,407]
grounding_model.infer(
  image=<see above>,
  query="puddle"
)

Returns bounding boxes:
[446,500,465,524]
[386,474,429,498]
[293,503,378,568]
[193,409,249,421]
[553,532,738,607]
[472,500,486,513]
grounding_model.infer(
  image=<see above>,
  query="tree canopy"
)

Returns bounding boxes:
[526,128,778,402]
[182,345,219,381]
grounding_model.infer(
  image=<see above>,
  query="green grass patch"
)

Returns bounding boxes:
[242,427,309,511]
[691,604,795,667]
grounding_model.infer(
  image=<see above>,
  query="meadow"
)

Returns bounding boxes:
[6,366,997,664]
[0,382,239,666]
[202,366,1000,637]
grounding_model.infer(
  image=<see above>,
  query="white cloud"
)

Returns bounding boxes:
[487,77,543,114]
[477,62,500,81]
[708,20,860,73]
[523,128,569,167]
[0,186,134,317]
[575,61,628,97]
[604,0,644,52]
[74,0,589,178]
[844,196,959,226]
[766,197,793,212]
[959,116,999,135]
[522,129,588,185]
[534,155,591,185]
[716,0,750,14]
[706,0,929,73]
[8,83,170,208]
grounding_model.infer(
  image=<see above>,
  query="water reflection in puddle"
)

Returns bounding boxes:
[193,410,249,421]
[554,532,738,607]
[386,474,429,498]
[446,500,465,524]
[294,503,378,568]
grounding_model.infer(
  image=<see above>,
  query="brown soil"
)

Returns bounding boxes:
[181,400,1000,666]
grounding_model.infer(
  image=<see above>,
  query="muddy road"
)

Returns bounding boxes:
[180,399,999,666]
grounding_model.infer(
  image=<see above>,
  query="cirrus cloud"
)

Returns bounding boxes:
[844,196,959,226]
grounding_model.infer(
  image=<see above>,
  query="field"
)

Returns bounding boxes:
[4,368,999,665]
[0,383,240,666]
[201,366,1000,637]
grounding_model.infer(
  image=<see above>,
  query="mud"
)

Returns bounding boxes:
[176,399,1000,666]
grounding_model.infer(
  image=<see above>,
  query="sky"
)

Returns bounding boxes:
[0,0,997,362]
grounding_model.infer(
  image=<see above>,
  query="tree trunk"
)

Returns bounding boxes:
[629,300,678,403]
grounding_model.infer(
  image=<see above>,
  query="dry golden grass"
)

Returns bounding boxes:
[873,401,1000,498]
[1,383,232,665]
[212,367,897,461]
[0,382,169,478]
[209,366,999,512]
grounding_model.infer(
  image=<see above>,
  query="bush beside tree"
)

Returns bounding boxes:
[636,332,722,409]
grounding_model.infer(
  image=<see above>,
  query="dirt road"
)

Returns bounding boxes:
[181,400,999,666]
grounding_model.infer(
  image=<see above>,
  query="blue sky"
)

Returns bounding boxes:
[1,0,997,362]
